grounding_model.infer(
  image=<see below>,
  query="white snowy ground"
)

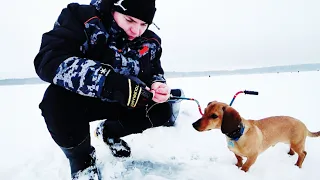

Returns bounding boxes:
[1,71,320,180]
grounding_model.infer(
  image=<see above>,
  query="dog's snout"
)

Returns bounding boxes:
[192,119,202,131]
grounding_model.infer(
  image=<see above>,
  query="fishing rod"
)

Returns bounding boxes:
[170,90,259,115]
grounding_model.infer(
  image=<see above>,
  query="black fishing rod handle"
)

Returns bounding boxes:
[244,90,259,95]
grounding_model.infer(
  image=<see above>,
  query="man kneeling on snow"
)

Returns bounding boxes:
[34,0,184,179]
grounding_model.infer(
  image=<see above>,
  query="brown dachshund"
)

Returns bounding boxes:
[192,101,320,172]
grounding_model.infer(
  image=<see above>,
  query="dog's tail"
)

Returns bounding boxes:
[308,130,320,137]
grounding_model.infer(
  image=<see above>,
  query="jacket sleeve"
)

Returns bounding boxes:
[144,32,166,85]
[34,3,110,99]
[150,46,166,84]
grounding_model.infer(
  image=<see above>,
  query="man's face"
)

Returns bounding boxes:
[113,11,148,41]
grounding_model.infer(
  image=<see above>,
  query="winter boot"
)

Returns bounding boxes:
[163,88,185,126]
[60,136,101,180]
[72,165,101,180]
[95,121,131,158]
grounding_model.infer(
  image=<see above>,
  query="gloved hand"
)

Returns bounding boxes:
[100,65,153,108]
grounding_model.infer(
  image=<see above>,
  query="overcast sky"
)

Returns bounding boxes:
[1,0,319,78]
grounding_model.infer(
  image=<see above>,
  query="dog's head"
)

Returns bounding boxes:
[192,101,242,134]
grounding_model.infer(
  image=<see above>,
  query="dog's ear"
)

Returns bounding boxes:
[221,106,242,134]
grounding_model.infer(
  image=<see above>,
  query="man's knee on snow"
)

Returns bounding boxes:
[148,88,184,127]
[165,88,184,126]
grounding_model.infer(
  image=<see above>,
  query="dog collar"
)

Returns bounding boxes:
[226,122,245,141]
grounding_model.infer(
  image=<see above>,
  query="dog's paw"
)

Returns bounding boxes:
[235,162,243,168]
[240,166,249,172]
[288,149,295,156]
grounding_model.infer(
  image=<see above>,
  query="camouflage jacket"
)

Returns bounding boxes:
[34,0,165,100]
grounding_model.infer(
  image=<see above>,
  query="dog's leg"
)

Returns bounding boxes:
[241,154,258,172]
[295,151,307,168]
[288,148,295,156]
[293,146,307,168]
[291,141,307,168]
[234,153,243,167]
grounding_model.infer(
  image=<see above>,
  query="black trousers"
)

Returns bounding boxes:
[39,84,181,176]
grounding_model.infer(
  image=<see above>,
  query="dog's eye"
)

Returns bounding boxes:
[210,114,218,119]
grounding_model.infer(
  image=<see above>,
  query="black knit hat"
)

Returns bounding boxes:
[112,0,156,24]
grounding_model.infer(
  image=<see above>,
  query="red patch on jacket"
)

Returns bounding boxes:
[139,46,149,56]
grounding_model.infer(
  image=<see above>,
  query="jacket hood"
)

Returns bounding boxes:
[90,0,112,13]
